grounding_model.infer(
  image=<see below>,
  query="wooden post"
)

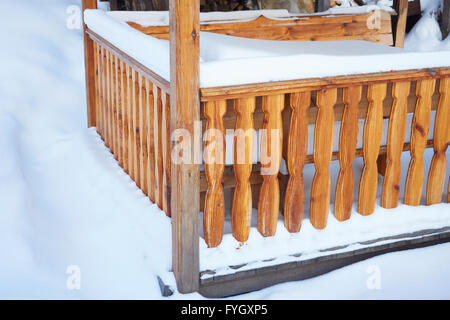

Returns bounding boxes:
[442,0,450,39]
[393,0,409,48]
[170,0,201,294]
[82,0,98,127]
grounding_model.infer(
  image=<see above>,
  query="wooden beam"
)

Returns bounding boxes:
[169,0,201,294]
[82,0,98,127]
[393,0,409,48]
[441,0,450,39]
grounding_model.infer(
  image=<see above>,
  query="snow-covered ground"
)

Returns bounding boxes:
[0,0,448,299]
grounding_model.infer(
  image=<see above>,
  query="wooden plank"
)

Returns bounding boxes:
[335,86,361,221]
[404,79,435,206]
[100,46,107,140]
[284,92,310,233]
[146,79,156,202]
[82,0,98,127]
[310,89,337,229]
[426,78,450,205]
[162,92,172,217]
[87,30,170,93]
[258,94,285,237]
[130,10,392,45]
[134,70,141,188]
[232,97,256,242]
[104,49,111,148]
[200,68,450,101]
[94,43,101,135]
[154,85,164,209]
[358,83,387,215]
[393,0,408,48]
[126,65,134,178]
[169,0,201,294]
[122,63,130,174]
[140,74,148,196]
[382,81,410,208]
[116,56,123,167]
[110,53,117,159]
[203,100,227,247]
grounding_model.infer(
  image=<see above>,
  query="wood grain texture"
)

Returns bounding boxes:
[382,81,410,209]
[169,0,201,294]
[284,92,310,233]
[126,65,134,179]
[258,94,285,237]
[110,53,117,159]
[140,74,148,196]
[82,0,98,127]
[394,0,409,48]
[94,42,101,135]
[358,83,387,215]
[426,78,450,205]
[106,51,112,149]
[162,92,172,217]
[404,79,435,206]
[116,56,124,167]
[203,100,227,248]
[146,79,156,202]
[335,86,361,221]
[154,85,164,209]
[310,89,337,229]
[130,10,393,45]
[133,70,141,188]
[122,63,130,174]
[232,97,256,242]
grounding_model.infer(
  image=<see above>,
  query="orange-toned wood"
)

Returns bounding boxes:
[146,79,156,202]
[115,56,123,166]
[382,81,410,208]
[105,50,112,149]
[122,63,130,174]
[126,65,134,178]
[310,89,337,229]
[117,58,125,168]
[133,71,141,188]
[232,97,256,242]
[203,100,227,248]
[284,92,310,233]
[358,83,387,215]
[200,68,450,101]
[258,94,285,237]
[154,85,164,209]
[404,79,435,206]
[130,10,393,45]
[99,46,107,141]
[139,74,148,196]
[110,53,118,159]
[87,30,170,93]
[426,78,450,205]
[394,0,408,48]
[82,0,98,127]
[94,43,101,135]
[335,86,361,221]
[162,92,172,217]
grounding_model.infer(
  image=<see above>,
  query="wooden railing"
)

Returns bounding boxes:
[89,30,172,217]
[200,71,450,247]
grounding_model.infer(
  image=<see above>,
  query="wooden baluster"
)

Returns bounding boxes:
[122,63,130,174]
[404,79,435,206]
[284,92,310,232]
[232,97,256,242]
[128,68,135,180]
[105,50,111,148]
[382,81,410,209]
[147,80,156,203]
[110,53,117,158]
[154,85,164,209]
[140,75,148,196]
[133,71,141,188]
[162,92,172,216]
[310,89,337,229]
[114,55,121,163]
[100,46,107,140]
[203,100,227,248]
[358,83,387,215]
[335,86,361,221]
[258,94,285,237]
[426,78,450,205]
[117,58,124,168]
[93,43,100,134]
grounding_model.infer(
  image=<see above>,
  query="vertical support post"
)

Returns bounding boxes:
[170,0,201,294]
[393,0,409,48]
[82,0,98,127]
